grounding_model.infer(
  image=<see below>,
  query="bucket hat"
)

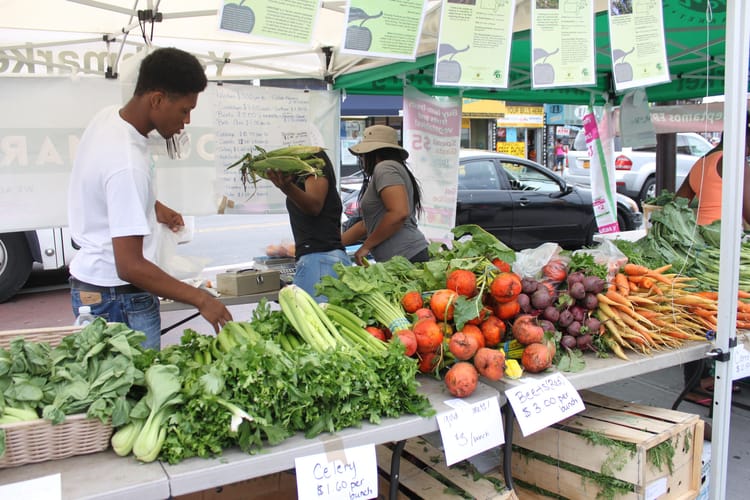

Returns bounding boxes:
[348,125,409,160]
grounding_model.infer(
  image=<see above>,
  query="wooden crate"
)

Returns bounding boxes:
[511,390,704,500]
[376,437,516,500]
[0,325,82,349]
[175,471,297,500]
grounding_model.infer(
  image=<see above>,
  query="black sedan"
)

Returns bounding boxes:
[341,150,642,250]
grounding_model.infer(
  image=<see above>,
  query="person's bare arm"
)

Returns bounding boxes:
[351,184,410,264]
[266,170,328,215]
[341,219,367,246]
[675,172,695,201]
[112,235,232,332]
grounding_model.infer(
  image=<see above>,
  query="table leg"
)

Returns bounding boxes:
[672,358,707,410]
[388,440,406,500]
[160,312,201,336]
[502,402,514,490]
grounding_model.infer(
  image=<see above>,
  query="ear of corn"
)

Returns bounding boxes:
[226,145,326,194]
[261,145,323,159]
[252,155,321,178]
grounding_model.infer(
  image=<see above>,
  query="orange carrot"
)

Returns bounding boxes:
[623,263,649,276]
[615,273,630,296]
[736,311,750,322]
[691,307,719,319]
[738,290,750,299]
[662,329,693,340]
[606,289,632,308]
[737,301,750,313]
[635,308,660,320]
[644,272,674,285]
[628,275,645,284]
[640,276,655,289]
[652,264,673,274]
[736,321,750,329]
[696,291,719,300]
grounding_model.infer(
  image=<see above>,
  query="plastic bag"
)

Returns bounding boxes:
[511,242,566,280]
[572,239,627,281]
[155,220,209,280]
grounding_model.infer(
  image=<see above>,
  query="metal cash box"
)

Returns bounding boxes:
[216,268,281,296]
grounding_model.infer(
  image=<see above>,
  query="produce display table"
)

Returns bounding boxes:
[0,378,504,500]
[507,339,711,391]
[159,291,279,313]
[159,290,279,334]
[0,451,169,500]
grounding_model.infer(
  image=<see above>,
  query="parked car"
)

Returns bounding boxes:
[341,150,642,250]
[564,131,713,204]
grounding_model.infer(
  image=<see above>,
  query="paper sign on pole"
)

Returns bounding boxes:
[341,0,426,60]
[437,396,504,466]
[504,372,585,437]
[531,0,595,89]
[294,444,378,500]
[619,88,657,148]
[583,105,619,234]
[733,342,750,381]
[608,0,670,92]
[434,0,514,88]
[218,0,321,45]
[403,85,462,244]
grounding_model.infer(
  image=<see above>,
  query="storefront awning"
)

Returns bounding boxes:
[462,99,507,118]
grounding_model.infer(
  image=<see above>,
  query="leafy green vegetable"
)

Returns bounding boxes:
[567,252,609,280]
[643,189,675,206]
[131,364,183,462]
[429,224,515,264]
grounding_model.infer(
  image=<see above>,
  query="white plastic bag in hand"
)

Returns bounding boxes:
[155,221,209,280]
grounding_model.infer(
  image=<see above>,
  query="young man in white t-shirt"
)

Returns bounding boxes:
[68,47,232,349]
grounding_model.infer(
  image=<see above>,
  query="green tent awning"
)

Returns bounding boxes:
[334,2,739,105]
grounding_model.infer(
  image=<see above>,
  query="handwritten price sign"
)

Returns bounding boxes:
[733,342,750,380]
[437,397,504,466]
[504,372,585,437]
[294,444,377,500]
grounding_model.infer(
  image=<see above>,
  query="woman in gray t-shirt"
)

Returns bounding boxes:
[342,125,429,265]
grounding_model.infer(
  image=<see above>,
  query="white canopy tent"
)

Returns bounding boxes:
[0,0,447,81]
[0,0,566,82]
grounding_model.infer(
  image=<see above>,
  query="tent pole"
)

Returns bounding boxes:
[710,1,750,498]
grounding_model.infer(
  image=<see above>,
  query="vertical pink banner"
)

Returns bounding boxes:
[402,86,462,243]
[583,108,619,234]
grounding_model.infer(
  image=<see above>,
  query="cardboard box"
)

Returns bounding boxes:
[511,391,704,500]
[696,442,711,500]
[376,438,516,500]
[175,471,297,500]
[216,269,281,296]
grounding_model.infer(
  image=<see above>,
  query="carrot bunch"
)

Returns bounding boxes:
[692,290,750,330]
[594,263,712,360]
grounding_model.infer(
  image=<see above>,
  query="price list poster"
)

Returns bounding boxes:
[608,0,670,92]
[214,85,312,213]
[341,0,426,60]
[434,0,515,88]
[218,0,321,45]
[531,0,596,88]
[403,86,462,244]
